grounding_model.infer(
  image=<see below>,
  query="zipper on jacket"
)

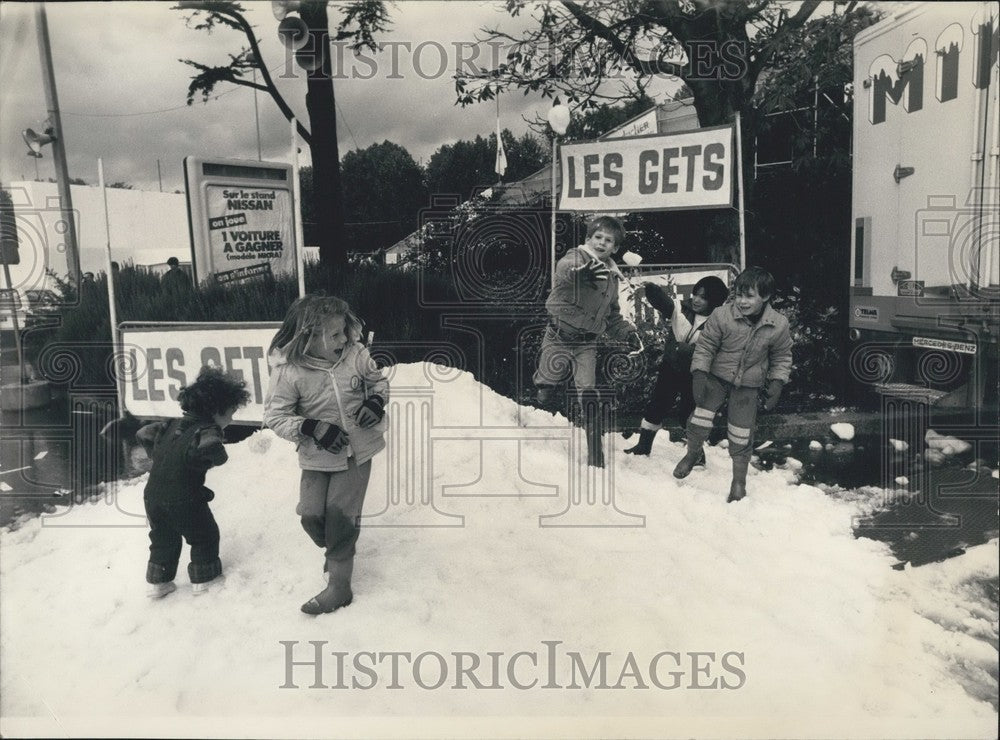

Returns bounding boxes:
[734,315,775,385]
[326,358,354,458]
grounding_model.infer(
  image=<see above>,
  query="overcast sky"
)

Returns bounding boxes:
[1,1,662,192]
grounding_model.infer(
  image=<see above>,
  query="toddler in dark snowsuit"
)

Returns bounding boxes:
[137,366,250,598]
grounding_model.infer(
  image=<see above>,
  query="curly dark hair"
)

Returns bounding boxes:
[177,366,251,418]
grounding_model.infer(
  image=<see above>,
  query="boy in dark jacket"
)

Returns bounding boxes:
[533,215,641,467]
[672,267,793,502]
[137,366,250,597]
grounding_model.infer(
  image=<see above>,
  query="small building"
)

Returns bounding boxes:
[2,181,191,294]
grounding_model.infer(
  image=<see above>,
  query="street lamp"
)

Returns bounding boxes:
[548,99,571,288]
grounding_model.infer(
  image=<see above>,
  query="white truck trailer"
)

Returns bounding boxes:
[849,1,998,407]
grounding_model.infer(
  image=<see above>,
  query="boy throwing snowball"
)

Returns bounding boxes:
[533,215,641,467]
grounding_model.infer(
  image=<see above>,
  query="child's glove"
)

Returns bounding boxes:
[643,282,674,317]
[762,379,784,412]
[355,396,385,429]
[574,258,611,287]
[691,369,709,401]
[301,419,349,454]
[99,411,143,445]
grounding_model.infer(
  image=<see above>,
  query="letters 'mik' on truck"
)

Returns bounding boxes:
[848,1,998,407]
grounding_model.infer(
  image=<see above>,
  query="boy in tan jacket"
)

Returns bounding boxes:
[672,267,793,502]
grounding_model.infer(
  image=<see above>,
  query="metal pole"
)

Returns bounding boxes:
[291,117,306,299]
[2,261,28,384]
[35,3,82,288]
[735,111,747,270]
[550,136,558,289]
[157,159,163,192]
[253,66,263,162]
[98,158,123,411]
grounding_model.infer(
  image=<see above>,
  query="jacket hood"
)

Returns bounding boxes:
[267,346,340,372]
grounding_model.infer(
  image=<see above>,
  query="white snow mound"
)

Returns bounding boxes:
[1,362,996,739]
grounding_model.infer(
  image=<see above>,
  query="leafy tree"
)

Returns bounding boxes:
[453,0,885,262]
[176,0,391,269]
[341,141,427,250]
[560,93,657,142]
[425,129,548,202]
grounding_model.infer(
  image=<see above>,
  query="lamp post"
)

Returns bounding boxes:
[35,4,82,288]
[547,100,570,289]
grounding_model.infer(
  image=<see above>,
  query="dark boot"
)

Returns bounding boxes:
[727,459,749,502]
[301,557,354,615]
[672,439,705,479]
[580,390,606,468]
[624,428,657,456]
[535,384,558,410]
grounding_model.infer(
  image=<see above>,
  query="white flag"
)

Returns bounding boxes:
[494,119,507,178]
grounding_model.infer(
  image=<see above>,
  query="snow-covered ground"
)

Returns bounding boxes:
[2,363,997,738]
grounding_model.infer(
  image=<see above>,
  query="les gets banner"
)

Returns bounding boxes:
[558,125,734,212]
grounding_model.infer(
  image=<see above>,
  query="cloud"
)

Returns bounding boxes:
[2,2,664,194]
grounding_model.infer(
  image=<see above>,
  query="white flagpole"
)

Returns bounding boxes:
[98,158,123,410]
[735,111,747,270]
[495,95,507,184]
[291,117,306,299]
[550,136,558,290]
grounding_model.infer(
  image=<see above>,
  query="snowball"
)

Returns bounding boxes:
[621,250,643,266]
[830,422,855,441]
[924,449,947,466]
[246,433,272,456]
[809,440,823,451]
[889,438,909,452]
[895,476,909,486]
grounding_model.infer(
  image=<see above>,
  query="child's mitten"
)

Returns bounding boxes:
[762,379,784,411]
[301,419,349,454]
[355,396,385,429]
[574,258,611,287]
[643,282,674,317]
[100,411,143,444]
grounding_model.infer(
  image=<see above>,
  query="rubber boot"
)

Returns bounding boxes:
[301,557,354,615]
[624,428,657,456]
[727,459,749,503]
[580,390,606,468]
[693,449,706,469]
[672,439,705,479]
[535,384,558,411]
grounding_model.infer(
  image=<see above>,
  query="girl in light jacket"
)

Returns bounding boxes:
[264,295,389,615]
